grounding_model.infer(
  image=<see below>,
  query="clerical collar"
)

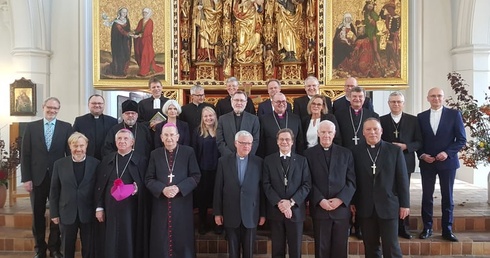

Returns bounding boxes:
[368,142,381,148]
[166,146,177,153]
[234,112,241,117]
[276,112,284,118]
[280,152,291,159]
[236,154,247,160]
[118,150,133,156]
[322,144,332,151]
[72,155,86,162]
[431,107,443,112]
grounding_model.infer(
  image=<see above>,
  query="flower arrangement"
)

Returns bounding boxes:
[445,72,490,168]
[0,137,21,188]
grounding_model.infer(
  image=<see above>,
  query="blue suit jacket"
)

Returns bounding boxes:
[417,107,466,171]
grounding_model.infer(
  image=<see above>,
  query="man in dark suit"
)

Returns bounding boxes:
[293,76,333,119]
[258,92,304,157]
[332,77,374,114]
[21,97,73,258]
[103,99,153,158]
[335,86,379,151]
[50,132,100,258]
[257,79,292,118]
[73,94,118,160]
[214,130,266,258]
[179,84,215,135]
[380,92,422,239]
[216,91,260,156]
[417,88,466,242]
[304,120,356,258]
[216,77,256,117]
[263,128,311,258]
[351,118,410,258]
[137,76,169,130]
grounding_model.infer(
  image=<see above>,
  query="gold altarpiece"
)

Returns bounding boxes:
[93,0,408,102]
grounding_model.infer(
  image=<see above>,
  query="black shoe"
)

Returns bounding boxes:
[50,251,63,258]
[419,228,433,239]
[33,252,46,258]
[355,228,363,240]
[214,225,223,235]
[398,228,413,239]
[442,232,459,242]
[199,224,207,235]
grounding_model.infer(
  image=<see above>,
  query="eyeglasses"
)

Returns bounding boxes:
[45,106,60,110]
[429,94,444,99]
[90,102,104,106]
[311,102,323,106]
[237,141,252,146]
[277,138,292,142]
[192,94,205,97]
[233,99,247,103]
[388,100,403,104]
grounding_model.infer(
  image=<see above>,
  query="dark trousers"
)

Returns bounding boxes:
[313,218,350,258]
[60,216,93,258]
[399,173,412,233]
[421,168,456,233]
[225,224,256,258]
[30,175,61,254]
[359,211,402,258]
[269,219,303,258]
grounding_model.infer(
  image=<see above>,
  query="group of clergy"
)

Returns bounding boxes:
[20,75,466,258]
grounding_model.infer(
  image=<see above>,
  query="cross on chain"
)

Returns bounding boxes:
[371,164,377,175]
[352,135,360,145]
[168,173,175,183]
[394,130,399,138]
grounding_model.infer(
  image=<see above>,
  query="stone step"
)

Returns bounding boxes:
[1,227,490,256]
[2,211,489,233]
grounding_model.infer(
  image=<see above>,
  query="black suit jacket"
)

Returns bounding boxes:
[216,95,256,117]
[21,119,73,186]
[293,95,333,120]
[262,153,311,222]
[335,107,379,150]
[50,156,100,224]
[213,154,265,229]
[351,141,409,219]
[257,99,292,118]
[301,114,343,149]
[137,96,169,126]
[332,95,374,114]
[216,111,260,156]
[73,113,118,159]
[258,112,304,157]
[380,113,422,173]
[304,144,356,220]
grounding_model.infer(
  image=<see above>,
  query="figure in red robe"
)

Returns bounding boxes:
[134,8,164,77]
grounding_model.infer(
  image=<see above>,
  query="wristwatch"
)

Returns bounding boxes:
[290,199,295,207]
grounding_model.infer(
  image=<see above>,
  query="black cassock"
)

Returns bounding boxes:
[145,145,201,258]
[94,151,148,258]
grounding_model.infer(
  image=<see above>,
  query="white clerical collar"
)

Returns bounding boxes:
[280,152,291,159]
[391,113,402,123]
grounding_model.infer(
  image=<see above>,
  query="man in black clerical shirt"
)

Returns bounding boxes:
[73,94,117,160]
[180,84,215,135]
[215,77,256,117]
[137,76,169,130]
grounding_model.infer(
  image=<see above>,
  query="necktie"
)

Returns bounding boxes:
[45,122,53,150]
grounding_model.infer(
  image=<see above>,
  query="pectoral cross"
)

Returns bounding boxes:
[284,177,288,186]
[168,173,175,183]
[371,164,377,175]
[352,135,360,145]
[394,130,399,138]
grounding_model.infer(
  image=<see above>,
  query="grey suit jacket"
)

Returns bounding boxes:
[50,156,100,224]
[21,119,73,186]
[213,154,264,229]
[216,111,260,156]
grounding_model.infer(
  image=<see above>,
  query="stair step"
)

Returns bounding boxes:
[1,227,490,256]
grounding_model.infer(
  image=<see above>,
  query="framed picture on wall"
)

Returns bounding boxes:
[10,77,37,116]
[325,0,408,87]
[92,0,172,90]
